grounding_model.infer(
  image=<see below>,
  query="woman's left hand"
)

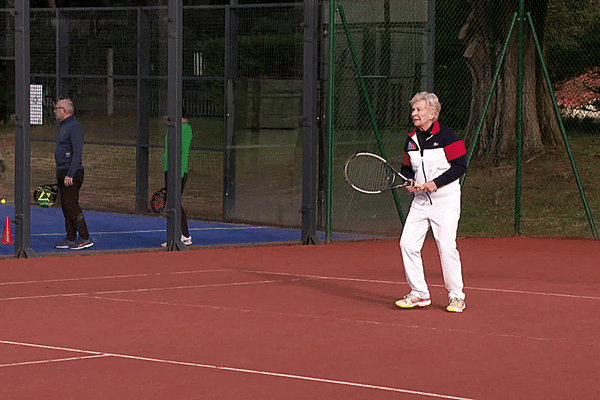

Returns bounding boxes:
[420,181,437,193]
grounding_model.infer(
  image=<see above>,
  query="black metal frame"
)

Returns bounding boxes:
[164,0,185,251]
[14,0,34,258]
[223,0,238,221]
[301,0,321,244]
[10,0,323,256]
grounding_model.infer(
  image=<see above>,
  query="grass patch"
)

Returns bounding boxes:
[460,133,600,239]
[0,115,225,220]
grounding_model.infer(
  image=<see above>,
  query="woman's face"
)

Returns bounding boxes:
[411,99,435,131]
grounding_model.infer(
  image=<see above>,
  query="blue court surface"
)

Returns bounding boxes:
[0,205,373,256]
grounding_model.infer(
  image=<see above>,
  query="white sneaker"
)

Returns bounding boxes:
[161,234,192,248]
[181,234,192,245]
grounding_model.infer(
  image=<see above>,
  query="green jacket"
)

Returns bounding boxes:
[162,122,193,177]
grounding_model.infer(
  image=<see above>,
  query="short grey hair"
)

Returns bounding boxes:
[57,99,75,115]
[410,92,441,120]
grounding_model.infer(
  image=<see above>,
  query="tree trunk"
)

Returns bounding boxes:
[460,0,561,165]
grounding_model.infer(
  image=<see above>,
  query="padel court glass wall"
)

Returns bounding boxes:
[1,3,308,229]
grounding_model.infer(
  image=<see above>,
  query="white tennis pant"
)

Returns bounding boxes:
[399,191,465,301]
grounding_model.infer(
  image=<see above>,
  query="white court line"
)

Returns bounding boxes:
[2,267,598,301]
[0,340,473,400]
[464,285,600,300]
[76,294,599,346]
[0,273,153,286]
[0,279,285,301]
[30,226,272,237]
[0,270,230,287]
[3,273,596,346]
[234,269,600,300]
[90,279,285,296]
[0,354,108,368]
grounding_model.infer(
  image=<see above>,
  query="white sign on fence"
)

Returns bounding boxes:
[30,84,43,125]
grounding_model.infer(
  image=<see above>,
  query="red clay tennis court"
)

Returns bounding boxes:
[1,237,599,399]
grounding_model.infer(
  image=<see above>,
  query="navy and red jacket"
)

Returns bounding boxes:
[400,121,467,198]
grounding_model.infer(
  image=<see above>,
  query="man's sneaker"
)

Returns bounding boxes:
[395,294,431,308]
[181,234,192,245]
[161,234,192,248]
[446,298,465,313]
[69,237,94,250]
[54,237,74,249]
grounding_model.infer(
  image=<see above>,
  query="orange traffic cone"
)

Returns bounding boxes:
[2,216,14,245]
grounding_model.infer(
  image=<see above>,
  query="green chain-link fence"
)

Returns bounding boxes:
[329,0,600,239]
[328,0,429,238]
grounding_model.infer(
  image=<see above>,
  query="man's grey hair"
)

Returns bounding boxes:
[58,99,75,115]
[410,92,441,120]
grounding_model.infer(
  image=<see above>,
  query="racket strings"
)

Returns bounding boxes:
[346,155,396,192]
[148,188,167,213]
[153,196,165,209]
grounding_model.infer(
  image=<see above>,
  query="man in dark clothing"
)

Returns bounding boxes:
[53,99,93,250]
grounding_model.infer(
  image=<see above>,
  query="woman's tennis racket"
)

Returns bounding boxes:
[148,187,167,213]
[33,183,58,207]
[344,152,417,194]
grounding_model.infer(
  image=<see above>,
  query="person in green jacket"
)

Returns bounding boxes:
[161,115,193,248]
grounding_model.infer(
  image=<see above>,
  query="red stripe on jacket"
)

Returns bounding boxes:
[444,140,466,161]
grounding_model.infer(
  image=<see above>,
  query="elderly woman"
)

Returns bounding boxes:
[395,92,468,312]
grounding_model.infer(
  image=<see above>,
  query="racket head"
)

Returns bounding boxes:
[344,152,408,194]
[148,187,167,214]
[33,183,58,207]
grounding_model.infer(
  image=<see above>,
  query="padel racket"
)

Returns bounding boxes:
[344,152,416,194]
[33,183,58,207]
[148,187,167,214]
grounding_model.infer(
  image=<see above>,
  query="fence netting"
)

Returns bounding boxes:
[330,0,600,239]
[328,0,428,237]
[1,4,305,229]
[0,1,599,241]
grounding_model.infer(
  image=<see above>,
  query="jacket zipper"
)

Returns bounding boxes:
[417,136,433,204]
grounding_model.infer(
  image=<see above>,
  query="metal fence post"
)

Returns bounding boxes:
[301,0,321,244]
[56,8,69,99]
[526,12,598,240]
[514,0,525,236]
[223,0,238,222]
[337,3,405,225]
[14,0,35,258]
[136,7,151,214]
[165,0,185,251]
[325,0,336,244]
